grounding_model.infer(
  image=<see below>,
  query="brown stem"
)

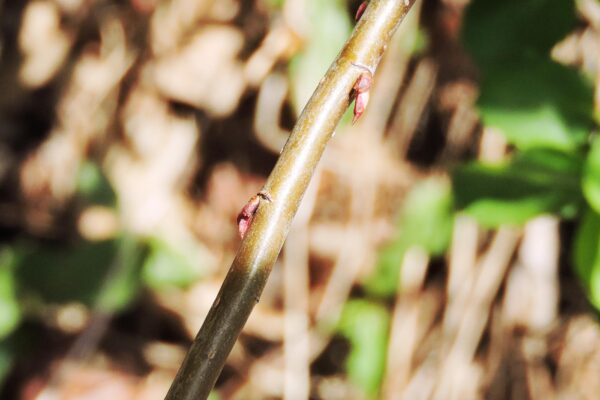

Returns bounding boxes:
[165,1,418,398]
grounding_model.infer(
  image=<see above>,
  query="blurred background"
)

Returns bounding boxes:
[0,0,599,399]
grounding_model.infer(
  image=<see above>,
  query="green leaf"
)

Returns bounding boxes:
[478,60,594,152]
[400,178,454,255]
[142,238,203,290]
[338,300,389,398]
[16,236,146,312]
[77,161,116,207]
[366,241,406,298]
[453,148,583,227]
[573,208,600,310]
[463,1,593,152]
[0,340,14,391]
[95,236,147,313]
[207,392,222,400]
[0,249,20,339]
[289,0,352,115]
[463,0,576,69]
[17,240,117,305]
[365,178,453,296]
[264,0,284,9]
[582,137,600,213]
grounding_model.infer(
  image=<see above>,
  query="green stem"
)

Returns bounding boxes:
[165,1,417,398]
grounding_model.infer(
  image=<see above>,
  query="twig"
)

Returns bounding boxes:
[388,57,437,158]
[165,1,418,398]
[254,72,290,153]
[435,227,521,400]
[383,246,429,399]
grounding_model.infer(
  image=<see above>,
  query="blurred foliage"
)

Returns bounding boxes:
[289,0,352,115]
[14,158,148,314]
[464,0,594,152]
[265,0,285,8]
[578,131,600,311]
[573,208,600,310]
[338,299,390,398]
[366,178,453,297]
[0,141,217,362]
[453,149,583,226]
[0,341,12,392]
[583,137,600,213]
[77,161,117,207]
[0,249,20,340]
[142,237,204,290]
[17,238,126,308]
[456,0,599,310]
[94,236,147,313]
[1,161,151,341]
[463,0,576,69]
[477,60,593,152]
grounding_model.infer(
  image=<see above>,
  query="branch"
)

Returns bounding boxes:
[165,1,418,398]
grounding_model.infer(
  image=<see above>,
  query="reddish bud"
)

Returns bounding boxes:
[351,72,372,124]
[355,1,368,21]
[237,195,260,239]
[236,191,272,239]
[353,72,372,94]
[353,90,370,124]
